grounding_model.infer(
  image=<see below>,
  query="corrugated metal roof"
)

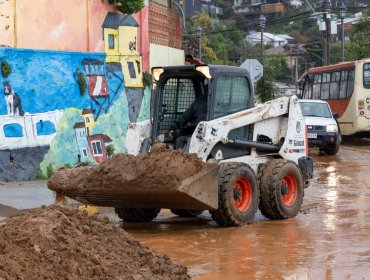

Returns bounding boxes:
[102,12,139,29]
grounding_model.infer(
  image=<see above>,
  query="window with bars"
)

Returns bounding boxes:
[159,78,201,133]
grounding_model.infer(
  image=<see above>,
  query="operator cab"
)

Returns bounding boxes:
[151,65,255,158]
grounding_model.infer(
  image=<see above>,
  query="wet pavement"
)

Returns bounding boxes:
[0,181,54,220]
[1,142,370,279]
[122,143,370,279]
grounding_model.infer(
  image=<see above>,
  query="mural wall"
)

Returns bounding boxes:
[0,13,150,181]
[0,0,151,70]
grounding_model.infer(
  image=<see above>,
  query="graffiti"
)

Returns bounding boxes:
[129,37,137,52]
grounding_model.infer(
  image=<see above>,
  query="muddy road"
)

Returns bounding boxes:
[1,142,370,279]
[122,143,370,279]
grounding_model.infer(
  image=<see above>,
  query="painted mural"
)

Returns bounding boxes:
[0,12,150,181]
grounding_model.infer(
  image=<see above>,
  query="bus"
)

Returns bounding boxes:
[299,58,370,136]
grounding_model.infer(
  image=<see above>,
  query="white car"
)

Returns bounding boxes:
[299,99,341,155]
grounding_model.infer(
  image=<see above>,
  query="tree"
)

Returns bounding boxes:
[255,77,274,103]
[347,15,370,60]
[103,0,144,14]
[186,12,245,65]
[264,54,290,81]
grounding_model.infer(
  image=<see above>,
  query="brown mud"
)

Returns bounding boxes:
[48,145,212,197]
[0,204,189,280]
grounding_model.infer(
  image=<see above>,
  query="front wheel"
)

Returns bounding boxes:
[211,163,259,227]
[258,159,304,220]
[114,207,161,223]
[324,134,341,155]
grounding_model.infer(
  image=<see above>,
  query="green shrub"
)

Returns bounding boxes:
[106,144,115,158]
[76,71,87,96]
[46,164,54,178]
[105,0,144,14]
[36,169,48,180]
[142,72,152,88]
[1,60,11,78]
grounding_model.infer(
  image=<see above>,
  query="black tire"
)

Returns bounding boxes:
[324,134,341,155]
[210,163,259,227]
[258,159,304,220]
[170,209,203,217]
[114,207,161,223]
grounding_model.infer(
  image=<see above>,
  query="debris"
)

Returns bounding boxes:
[0,204,190,280]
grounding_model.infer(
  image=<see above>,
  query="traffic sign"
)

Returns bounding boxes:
[240,59,263,83]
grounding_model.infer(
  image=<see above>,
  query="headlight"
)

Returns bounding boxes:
[326,124,338,132]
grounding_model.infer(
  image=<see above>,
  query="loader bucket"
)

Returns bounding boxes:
[48,149,220,210]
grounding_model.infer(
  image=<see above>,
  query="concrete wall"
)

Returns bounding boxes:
[149,44,184,67]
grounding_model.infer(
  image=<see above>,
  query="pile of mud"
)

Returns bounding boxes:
[0,204,190,280]
[48,145,213,197]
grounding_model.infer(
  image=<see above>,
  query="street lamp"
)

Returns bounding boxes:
[172,0,186,35]
[259,14,266,61]
[339,1,346,62]
[196,26,203,60]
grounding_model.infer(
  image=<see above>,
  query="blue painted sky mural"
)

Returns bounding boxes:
[0,48,124,117]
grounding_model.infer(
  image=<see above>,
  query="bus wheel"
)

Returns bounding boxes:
[258,159,304,220]
[211,163,259,227]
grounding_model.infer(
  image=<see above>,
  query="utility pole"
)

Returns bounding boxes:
[322,0,331,65]
[339,0,347,62]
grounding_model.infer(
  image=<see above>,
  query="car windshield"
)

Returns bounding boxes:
[299,102,332,118]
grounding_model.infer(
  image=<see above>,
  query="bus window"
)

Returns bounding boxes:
[339,70,348,99]
[313,74,321,99]
[363,63,370,89]
[302,75,313,99]
[321,72,330,99]
[330,71,340,99]
[347,69,355,97]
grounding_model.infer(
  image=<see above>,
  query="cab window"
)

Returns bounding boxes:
[214,76,250,119]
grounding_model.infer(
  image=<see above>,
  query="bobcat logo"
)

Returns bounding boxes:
[3,82,24,116]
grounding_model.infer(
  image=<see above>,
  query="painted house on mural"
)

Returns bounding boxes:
[88,134,112,163]
[0,0,184,181]
[73,122,90,162]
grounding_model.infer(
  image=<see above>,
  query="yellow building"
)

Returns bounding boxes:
[82,109,95,129]
[102,12,143,88]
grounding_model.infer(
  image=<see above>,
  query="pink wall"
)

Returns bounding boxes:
[133,7,150,71]
[15,0,148,63]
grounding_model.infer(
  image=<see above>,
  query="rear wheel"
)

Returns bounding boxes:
[170,209,203,217]
[258,159,303,220]
[211,163,259,227]
[114,207,161,223]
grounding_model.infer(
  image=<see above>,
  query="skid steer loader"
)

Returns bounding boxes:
[48,64,313,227]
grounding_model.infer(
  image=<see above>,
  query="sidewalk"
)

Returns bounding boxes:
[0,180,55,220]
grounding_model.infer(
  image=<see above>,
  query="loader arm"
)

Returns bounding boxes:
[188,95,307,163]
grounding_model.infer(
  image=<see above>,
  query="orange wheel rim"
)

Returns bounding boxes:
[233,177,252,212]
[281,173,298,206]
